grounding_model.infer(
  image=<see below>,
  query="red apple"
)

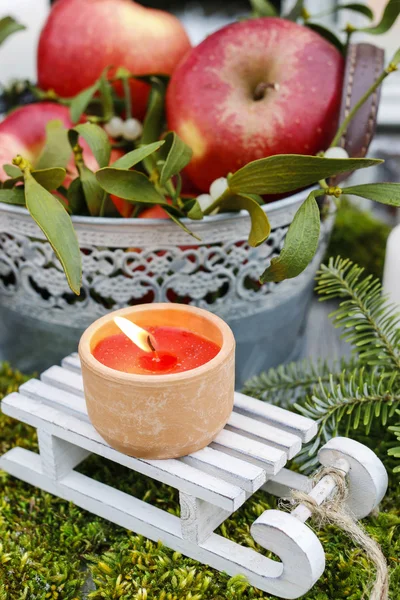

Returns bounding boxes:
[0,103,74,181]
[166,17,344,192]
[0,102,130,215]
[38,0,191,119]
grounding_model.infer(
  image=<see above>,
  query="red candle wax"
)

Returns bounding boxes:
[93,326,221,375]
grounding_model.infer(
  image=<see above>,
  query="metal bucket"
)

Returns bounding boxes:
[0,190,333,386]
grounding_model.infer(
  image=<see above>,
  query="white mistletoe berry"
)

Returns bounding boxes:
[209,177,228,200]
[104,116,124,138]
[324,147,349,160]
[123,118,143,141]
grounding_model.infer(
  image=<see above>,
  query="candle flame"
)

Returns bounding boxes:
[114,317,156,353]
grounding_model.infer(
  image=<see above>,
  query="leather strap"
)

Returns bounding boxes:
[338,42,385,158]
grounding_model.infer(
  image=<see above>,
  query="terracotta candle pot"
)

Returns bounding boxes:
[79,303,236,459]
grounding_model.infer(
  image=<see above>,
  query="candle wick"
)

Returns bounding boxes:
[147,335,156,353]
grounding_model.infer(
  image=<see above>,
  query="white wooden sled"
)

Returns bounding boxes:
[0,353,388,599]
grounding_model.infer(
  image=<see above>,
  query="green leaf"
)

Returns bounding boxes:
[99,75,114,121]
[35,120,72,170]
[228,155,382,195]
[184,198,203,220]
[159,132,193,187]
[96,169,167,205]
[54,193,71,214]
[78,164,106,216]
[24,173,81,294]
[71,123,111,168]
[70,80,100,124]
[0,16,25,46]
[337,3,374,19]
[140,77,167,145]
[342,182,400,206]
[2,176,23,189]
[3,164,22,178]
[260,189,323,282]
[306,23,344,53]
[284,0,304,20]
[111,141,165,169]
[204,192,271,247]
[32,168,66,191]
[357,0,400,33]
[67,178,87,215]
[0,188,25,205]
[163,209,201,240]
[390,47,400,71]
[249,0,277,17]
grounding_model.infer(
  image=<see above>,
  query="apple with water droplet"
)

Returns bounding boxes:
[166,17,344,192]
[38,0,191,119]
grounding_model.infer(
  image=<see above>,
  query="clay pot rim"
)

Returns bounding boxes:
[79,303,235,384]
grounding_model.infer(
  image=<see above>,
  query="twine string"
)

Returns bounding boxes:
[290,467,389,600]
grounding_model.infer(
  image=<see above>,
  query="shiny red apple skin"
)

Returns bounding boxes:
[0,102,128,214]
[166,17,345,192]
[38,0,191,119]
[0,103,78,182]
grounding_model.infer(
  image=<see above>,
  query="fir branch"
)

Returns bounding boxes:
[296,367,400,436]
[242,357,355,407]
[316,257,400,371]
[388,411,400,473]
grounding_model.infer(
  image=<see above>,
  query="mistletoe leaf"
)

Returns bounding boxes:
[3,164,22,178]
[163,209,201,240]
[96,168,167,205]
[71,123,111,168]
[357,0,400,33]
[260,189,323,282]
[67,178,87,215]
[35,120,72,170]
[159,132,193,187]
[342,182,400,206]
[228,155,382,195]
[250,0,278,17]
[284,0,304,20]
[24,173,81,294]
[0,16,25,46]
[205,192,270,247]
[184,198,203,220]
[70,80,100,124]
[78,164,106,216]
[0,188,25,205]
[111,141,165,169]
[306,23,344,53]
[32,167,66,191]
[337,2,374,19]
[140,76,167,145]
[99,75,114,121]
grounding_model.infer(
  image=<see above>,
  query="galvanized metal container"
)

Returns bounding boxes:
[0,190,333,386]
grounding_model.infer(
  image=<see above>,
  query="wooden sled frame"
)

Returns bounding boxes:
[0,353,388,599]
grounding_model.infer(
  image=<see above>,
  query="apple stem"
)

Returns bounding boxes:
[253,82,279,101]
[330,52,399,149]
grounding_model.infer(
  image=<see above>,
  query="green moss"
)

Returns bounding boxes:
[0,365,399,599]
[325,199,391,279]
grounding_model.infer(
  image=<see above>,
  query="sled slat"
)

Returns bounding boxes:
[19,380,266,493]
[1,393,245,511]
[61,353,81,373]
[227,412,302,459]
[234,392,318,443]
[41,365,84,396]
[212,429,287,475]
